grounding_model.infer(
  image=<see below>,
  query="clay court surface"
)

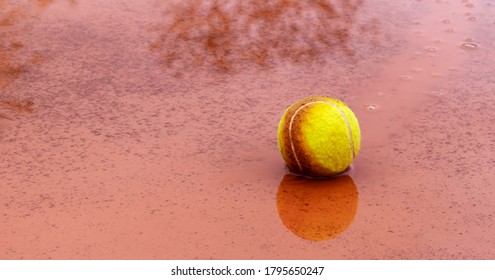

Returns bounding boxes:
[1,0,494,259]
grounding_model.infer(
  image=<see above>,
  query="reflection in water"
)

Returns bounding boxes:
[0,0,25,89]
[277,174,358,241]
[0,0,59,119]
[151,0,366,72]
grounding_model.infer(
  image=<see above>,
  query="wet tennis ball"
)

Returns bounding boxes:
[277,96,361,177]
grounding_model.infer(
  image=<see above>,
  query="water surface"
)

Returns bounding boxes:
[1,0,494,259]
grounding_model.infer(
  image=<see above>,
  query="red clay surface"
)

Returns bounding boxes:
[1,0,494,259]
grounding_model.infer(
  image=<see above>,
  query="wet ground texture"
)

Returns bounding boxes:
[1,0,494,259]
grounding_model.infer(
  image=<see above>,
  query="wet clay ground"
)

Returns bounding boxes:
[1,0,494,259]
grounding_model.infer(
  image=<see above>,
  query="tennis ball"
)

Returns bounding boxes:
[277,96,361,177]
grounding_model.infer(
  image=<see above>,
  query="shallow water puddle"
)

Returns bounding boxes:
[1,0,494,259]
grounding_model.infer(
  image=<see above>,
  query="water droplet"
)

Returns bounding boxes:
[377,92,385,96]
[400,75,413,81]
[364,104,379,111]
[467,17,476,22]
[442,19,451,24]
[429,91,445,97]
[426,46,438,52]
[465,37,473,42]
[466,3,474,8]
[461,42,478,49]
[445,28,455,33]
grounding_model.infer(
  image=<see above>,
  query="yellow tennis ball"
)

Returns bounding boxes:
[277,96,361,177]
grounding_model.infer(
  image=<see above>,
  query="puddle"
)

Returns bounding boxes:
[0,0,494,259]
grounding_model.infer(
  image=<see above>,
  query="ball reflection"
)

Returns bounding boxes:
[276,174,358,241]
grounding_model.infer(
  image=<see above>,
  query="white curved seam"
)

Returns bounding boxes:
[327,103,355,158]
[288,103,314,173]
